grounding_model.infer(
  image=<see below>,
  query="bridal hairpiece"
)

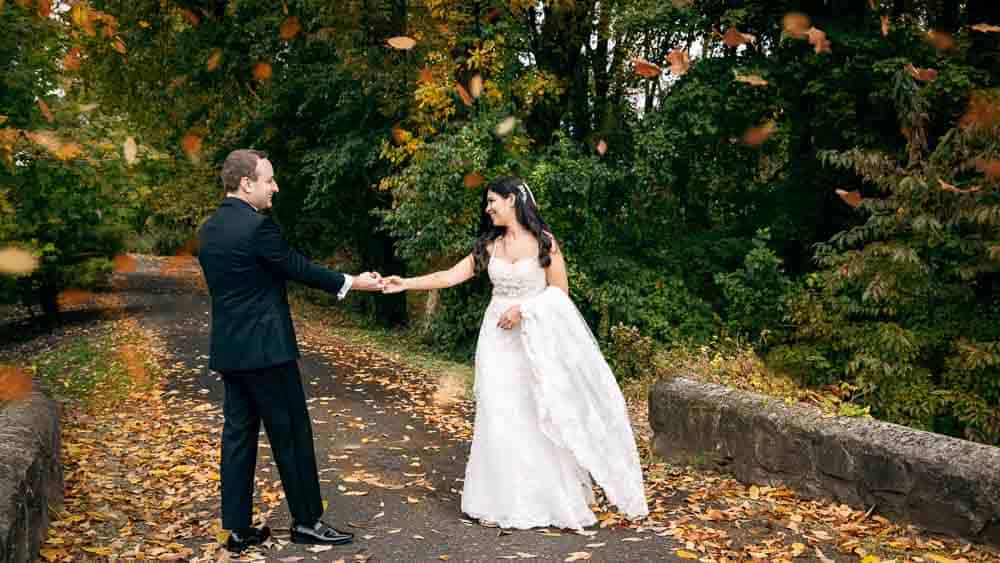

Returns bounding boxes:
[518,182,537,206]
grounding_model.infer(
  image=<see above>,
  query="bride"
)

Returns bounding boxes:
[383,176,648,530]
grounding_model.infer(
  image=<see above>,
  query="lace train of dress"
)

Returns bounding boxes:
[460,256,648,530]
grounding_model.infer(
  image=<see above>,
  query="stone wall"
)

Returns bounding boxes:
[0,390,62,563]
[649,377,1000,546]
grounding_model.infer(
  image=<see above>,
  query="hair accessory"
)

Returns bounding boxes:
[518,182,537,206]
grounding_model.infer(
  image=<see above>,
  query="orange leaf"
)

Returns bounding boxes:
[723,27,755,48]
[455,83,473,107]
[675,550,699,560]
[807,27,832,53]
[959,91,1000,130]
[783,12,811,39]
[56,142,82,160]
[63,47,82,71]
[975,158,1000,179]
[938,178,980,194]
[111,38,126,54]
[390,126,408,145]
[835,188,864,208]
[206,48,223,71]
[279,16,301,40]
[0,365,32,401]
[253,61,273,82]
[463,172,484,189]
[971,23,1000,33]
[113,254,137,273]
[417,66,434,85]
[58,288,92,308]
[37,99,54,123]
[742,121,776,146]
[905,63,937,82]
[179,8,200,26]
[631,58,661,79]
[666,49,690,76]
[735,73,768,87]
[36,0,51,19]
[387,36,417,50]
[0,247,39,275]
[469,74,483,99]
[926,30,955,50]
[595,139,608,155]
[181,132,202,161]
[880,15,889,37]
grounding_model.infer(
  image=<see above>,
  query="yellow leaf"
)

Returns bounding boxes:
[675,550,700,560]
[860,556,881,563]
[925,556,960,563]
[82,546,114,556]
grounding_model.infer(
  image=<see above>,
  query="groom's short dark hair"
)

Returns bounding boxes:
[221,149,268,193]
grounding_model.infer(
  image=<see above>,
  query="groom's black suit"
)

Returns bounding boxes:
[198,196,347,530]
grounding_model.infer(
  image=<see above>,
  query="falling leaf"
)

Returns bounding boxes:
[469,74,483,99]
[807,27,832,53]
[666,49,690,76]
[179,8,200,26]
[564,552,591,562]
[56,143,82,160]
[36,0,51,18]
[113,255,137,273]
[495,116,517,137]
[111,38,126,54]
[835,188,864,207]
[975,158,1000,179]
[881,15,889,36]
[631,58,662,79]
[723,27,755,48]
[926,30,955,51]
[387,36,417,50]
[206,48,223,71]
[37,99,54,123]
[63,47,82,71]
[455,83,473,107]
[971,23,1000,33]
[734,73,768,86]
[181,133,202,162]
[938,178,980,194]
[905,63,938,82]
[279,16,301,40]
[417,66,434,85]
[595,140,608,155]
[0,365,32,401]
[675,550,700,560]
[742,120,776,146]
[253,61,273,82]
[122,136,138,165]
[860,556,881,563]
[0,247,39,275]
[783,12,811,39]
[463,172,484,190]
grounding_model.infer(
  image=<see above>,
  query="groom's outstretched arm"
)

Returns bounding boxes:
[253,216,349,294]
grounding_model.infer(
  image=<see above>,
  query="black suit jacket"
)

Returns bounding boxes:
[198,197,346,372]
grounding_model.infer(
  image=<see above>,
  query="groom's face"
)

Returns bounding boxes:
[242,158,279,211]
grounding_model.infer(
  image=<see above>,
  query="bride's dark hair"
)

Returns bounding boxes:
[472,176,554,274]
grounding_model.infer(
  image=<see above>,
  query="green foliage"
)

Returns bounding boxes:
[715,229,792,341]
[608,323,657,382]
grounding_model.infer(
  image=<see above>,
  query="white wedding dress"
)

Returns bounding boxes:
[460,254,649,530]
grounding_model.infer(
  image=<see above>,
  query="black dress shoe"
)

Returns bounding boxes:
[290,520,354,545]
[225,526,271,553]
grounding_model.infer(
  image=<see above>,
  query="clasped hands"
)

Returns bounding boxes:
[373,276,522,330]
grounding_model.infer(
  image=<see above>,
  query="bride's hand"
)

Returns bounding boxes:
[497,305,522,330]
[382,276,407,294]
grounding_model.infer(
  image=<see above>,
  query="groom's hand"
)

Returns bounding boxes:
[353,271,385,292]
[382,276,407,294]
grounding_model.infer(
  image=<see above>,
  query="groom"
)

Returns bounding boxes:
[197,149,384,553]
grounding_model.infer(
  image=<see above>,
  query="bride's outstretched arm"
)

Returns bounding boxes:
[383,255,475,293]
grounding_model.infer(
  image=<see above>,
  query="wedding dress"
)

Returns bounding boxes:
[460,254,649,530]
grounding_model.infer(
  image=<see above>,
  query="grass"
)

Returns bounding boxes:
[29,326,159,408]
